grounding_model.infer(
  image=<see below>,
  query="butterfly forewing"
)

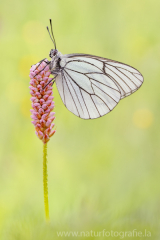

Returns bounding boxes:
[65,54,143,98]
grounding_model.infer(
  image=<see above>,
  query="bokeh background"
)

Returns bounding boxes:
[0,0,160,239]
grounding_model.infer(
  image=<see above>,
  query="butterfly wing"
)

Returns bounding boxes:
[55,54,143,119]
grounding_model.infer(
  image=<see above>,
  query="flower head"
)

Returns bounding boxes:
[29,60,56,143]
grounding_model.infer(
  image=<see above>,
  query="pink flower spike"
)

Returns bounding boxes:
[29,60,56,143]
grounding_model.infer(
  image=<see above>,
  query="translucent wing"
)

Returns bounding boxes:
[55,54,143,119]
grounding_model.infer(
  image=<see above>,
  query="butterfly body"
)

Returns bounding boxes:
[49,49,63,74]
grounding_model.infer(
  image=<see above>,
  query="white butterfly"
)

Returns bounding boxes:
[35,19,144,119]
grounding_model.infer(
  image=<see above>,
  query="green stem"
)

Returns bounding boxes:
[43,143,50,221]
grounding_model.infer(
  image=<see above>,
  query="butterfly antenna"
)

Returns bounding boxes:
[49,19,57,50]
[46,26,56,49]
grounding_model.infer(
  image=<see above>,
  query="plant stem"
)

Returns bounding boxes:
[43,143,50,221]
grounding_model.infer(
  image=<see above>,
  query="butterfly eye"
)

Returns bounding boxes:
[53,49,58,56]
[49,49,57,58]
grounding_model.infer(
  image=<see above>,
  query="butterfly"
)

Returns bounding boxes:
[34,19,144,119]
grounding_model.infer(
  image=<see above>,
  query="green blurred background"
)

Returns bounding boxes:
[0,0,160,239]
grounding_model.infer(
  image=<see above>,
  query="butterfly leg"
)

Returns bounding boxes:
[43,74,58,90]
[32,58,46,69]
[32,58,50,73]
[33,61,51,78]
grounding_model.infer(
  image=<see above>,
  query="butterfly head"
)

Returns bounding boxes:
[49,49,58,58]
